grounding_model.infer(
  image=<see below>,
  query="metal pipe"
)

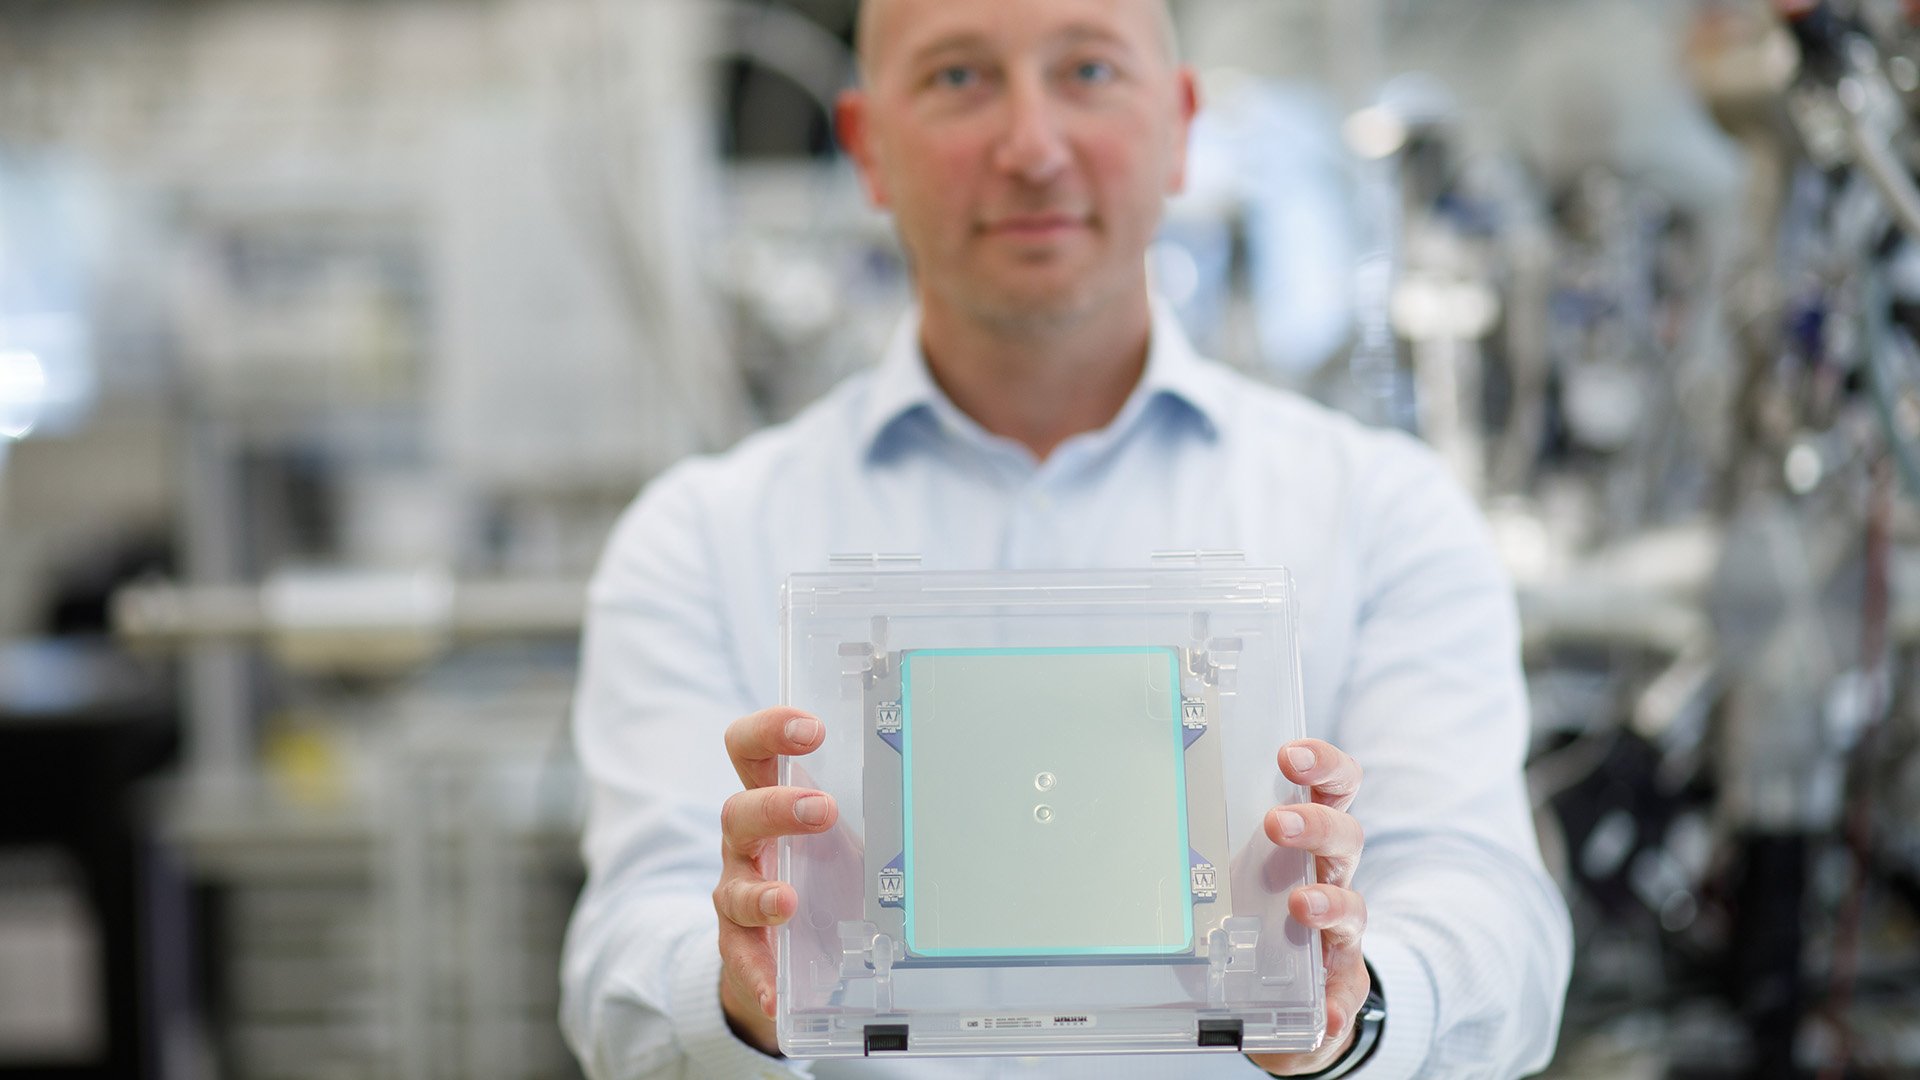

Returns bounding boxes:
[114,573,587,648]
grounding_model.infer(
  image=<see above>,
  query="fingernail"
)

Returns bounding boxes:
[1275,810,1305,838]
[1305,890,1329,917]
[760,888,782,917]
[786,717,822,745]
[1287,746,1315,773]
[759,989,773,1017]
[795,795,830,825]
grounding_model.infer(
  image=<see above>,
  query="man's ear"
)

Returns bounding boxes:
[1165,67,1200,195]
[836,88,891,209]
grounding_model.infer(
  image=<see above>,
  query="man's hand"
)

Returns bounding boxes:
[713,706,837,1054]
[1247,739,1370,1077]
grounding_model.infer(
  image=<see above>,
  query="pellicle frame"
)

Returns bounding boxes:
[897,646,1195,958]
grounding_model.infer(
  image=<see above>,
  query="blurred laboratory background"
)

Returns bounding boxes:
[1,0,1918,1076]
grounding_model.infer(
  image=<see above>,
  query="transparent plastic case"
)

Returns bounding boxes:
[777,566,1324,1059]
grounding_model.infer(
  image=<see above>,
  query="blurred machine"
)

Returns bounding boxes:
[1366,2,1920,1076]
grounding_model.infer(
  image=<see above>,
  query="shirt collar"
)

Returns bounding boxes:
[857,298,1229,460]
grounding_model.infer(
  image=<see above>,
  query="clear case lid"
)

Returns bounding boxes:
[777,566,1324,1059]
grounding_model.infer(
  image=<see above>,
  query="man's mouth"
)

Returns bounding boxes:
[980,213,1092,238]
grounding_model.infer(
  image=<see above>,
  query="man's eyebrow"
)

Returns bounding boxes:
[903,32,993,68]
[1053,23,1143,52]
[898,23,1147,70]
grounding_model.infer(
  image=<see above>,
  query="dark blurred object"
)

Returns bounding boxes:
[0,640,179,1080]
[48,534,175,638]
[718,0,855,161]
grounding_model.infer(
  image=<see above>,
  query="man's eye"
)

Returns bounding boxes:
[933,66,980,89]
[1071,60,1116,84]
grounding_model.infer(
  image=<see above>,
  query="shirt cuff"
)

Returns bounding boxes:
[666,929,812,1080]
[1358,934,1438,1079]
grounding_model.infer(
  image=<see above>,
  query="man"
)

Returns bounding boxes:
[561,0,1572,1076]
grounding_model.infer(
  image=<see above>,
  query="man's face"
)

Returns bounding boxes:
[839,0,1197,331]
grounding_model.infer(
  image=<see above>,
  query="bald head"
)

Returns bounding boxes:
[853,0,1181,84]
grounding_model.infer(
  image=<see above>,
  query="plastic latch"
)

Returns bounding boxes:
[1150,550,1248,565]
[828,553,923,568]
[1197,1019,1244,1050]
[863,1025,910,1054]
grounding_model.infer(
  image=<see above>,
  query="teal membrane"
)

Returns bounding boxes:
[898,647,1194,958]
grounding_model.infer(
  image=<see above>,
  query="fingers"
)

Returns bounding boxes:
[1246,886,1371,1073]
[1289,883,1367,944]
[1266,802,1365,887]
[1321,940,1372,1045]
[714,788,826,1024]
[720,786,838,854]
[1291,884,1371,1044]
[724,707,825,789]
[1278,739,1362,811]
[713,785,831,1014]
[1265,803,1364,860]
[717,918,778,1018]
[713,874,794,930]
[713,707,829,1040]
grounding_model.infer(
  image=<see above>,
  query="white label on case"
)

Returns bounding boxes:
[1191,861,1217,900]
[1181,699,1207,729]
[960,1014,1098,1031]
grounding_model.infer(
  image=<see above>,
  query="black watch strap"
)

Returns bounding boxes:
[1285,960,1386,1080]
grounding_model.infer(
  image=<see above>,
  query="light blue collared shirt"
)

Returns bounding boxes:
[562,304,1571,1079]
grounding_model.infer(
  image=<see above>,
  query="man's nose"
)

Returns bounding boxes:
[992,75,1070,183]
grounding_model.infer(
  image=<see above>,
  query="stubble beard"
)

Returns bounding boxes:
[911,238,1140,341]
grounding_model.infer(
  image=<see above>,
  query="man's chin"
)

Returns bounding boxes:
[956,279,1112,334]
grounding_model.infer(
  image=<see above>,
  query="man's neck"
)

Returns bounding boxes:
[917,287,1153,462]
